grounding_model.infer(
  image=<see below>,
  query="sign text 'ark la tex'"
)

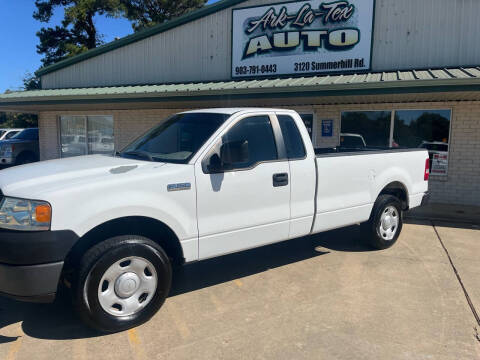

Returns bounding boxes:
[232,0,375,78]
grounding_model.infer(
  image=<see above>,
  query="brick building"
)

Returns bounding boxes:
[0,0,479,206]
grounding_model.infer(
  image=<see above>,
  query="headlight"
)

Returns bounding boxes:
[0,197,51,231]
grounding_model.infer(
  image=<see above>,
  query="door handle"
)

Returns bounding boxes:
[273,173,289,187]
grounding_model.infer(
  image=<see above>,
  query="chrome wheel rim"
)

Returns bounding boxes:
[97,257,157,317]
[378,206,399,241]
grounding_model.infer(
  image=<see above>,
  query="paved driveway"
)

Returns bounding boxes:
[1,220,479,360]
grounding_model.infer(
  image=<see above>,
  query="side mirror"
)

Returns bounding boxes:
[220,140,249,167]
[207,153,222,173]
[206,140,249,173]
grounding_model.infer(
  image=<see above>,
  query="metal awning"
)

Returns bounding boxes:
[1,67,480,110]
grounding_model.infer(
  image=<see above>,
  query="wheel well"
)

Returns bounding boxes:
[63,217,184,280]
[378,182,409,210]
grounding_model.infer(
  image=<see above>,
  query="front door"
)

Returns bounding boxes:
[195,113,291,259]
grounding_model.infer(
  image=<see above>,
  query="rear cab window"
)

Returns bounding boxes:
[277,115,306,159]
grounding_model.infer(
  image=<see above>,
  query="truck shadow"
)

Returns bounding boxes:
[0,225,371,341]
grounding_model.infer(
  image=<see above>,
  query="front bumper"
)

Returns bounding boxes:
[0,262,63,302]
[0,229,79,302]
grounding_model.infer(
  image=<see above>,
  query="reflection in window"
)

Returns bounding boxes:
[60,115,114,157]
[87,116,114,155]
[393,110,450,148]
[341,111,392,148]
[394,110,450,174]
[339,109,451,175]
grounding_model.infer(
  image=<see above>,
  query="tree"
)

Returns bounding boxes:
[120,0,208,31]
[34,0,124,66]
[23,73,41,91]
[0,73,41,129]
[0,113,38,129]
[33,0,209,67]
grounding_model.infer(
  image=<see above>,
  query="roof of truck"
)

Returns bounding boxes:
[181,108,295,115]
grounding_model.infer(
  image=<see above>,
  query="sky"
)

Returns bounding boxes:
[0,1,134,93]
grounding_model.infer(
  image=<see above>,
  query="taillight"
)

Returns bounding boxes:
[424,158,430,181]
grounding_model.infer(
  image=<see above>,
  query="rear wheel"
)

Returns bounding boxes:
[362,195,403,250]
[72,236,172,333]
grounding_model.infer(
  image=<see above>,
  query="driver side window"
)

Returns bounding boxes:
[222,115,278,170]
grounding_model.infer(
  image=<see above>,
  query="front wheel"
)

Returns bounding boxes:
[72,236,172,333]
[362,195,403,250]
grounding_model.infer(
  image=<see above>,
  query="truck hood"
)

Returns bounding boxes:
[0,155,165,199]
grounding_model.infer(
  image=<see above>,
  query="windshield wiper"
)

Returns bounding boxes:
[121,150,154,161]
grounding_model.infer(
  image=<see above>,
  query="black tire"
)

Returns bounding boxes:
[72,235,172,333]
[362,195,403,250]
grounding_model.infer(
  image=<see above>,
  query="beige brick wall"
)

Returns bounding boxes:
[38,100,480,206]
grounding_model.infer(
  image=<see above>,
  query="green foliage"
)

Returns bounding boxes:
[23,73,42,91]
[33,0,208,67]
[34,0,124,66]
[120,0,208,31]
[0,113,38,129]
[0,73,40,129]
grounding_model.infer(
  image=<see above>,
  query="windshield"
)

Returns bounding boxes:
[0,130,5,138]
[11,128,38,140]
[121,112,230,163]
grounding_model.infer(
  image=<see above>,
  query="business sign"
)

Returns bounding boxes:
[431,153,449,175]
[232,0,375,78]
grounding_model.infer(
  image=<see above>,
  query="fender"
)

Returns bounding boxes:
[373,166,412,202]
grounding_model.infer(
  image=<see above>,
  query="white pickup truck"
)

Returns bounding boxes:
[0,108,429,332]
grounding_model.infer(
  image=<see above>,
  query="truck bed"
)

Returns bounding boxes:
[311,147,429,234]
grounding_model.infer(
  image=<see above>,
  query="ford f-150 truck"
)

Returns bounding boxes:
[0,128,40,166]
[0,108,429,332]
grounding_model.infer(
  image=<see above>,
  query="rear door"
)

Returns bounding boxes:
[195,112,291,259]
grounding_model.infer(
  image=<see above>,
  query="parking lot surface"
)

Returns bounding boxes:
[1,220,479,360]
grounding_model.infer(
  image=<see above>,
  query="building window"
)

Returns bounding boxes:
[340,109,451,175]
[60,115,114,157]
[341,111,392,148]
[394,110,451,175]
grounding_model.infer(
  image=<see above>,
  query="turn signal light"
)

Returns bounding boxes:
[424,158,430,181]
[35,204,52,223]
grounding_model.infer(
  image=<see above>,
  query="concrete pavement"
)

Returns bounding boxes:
[0,221,479,359]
